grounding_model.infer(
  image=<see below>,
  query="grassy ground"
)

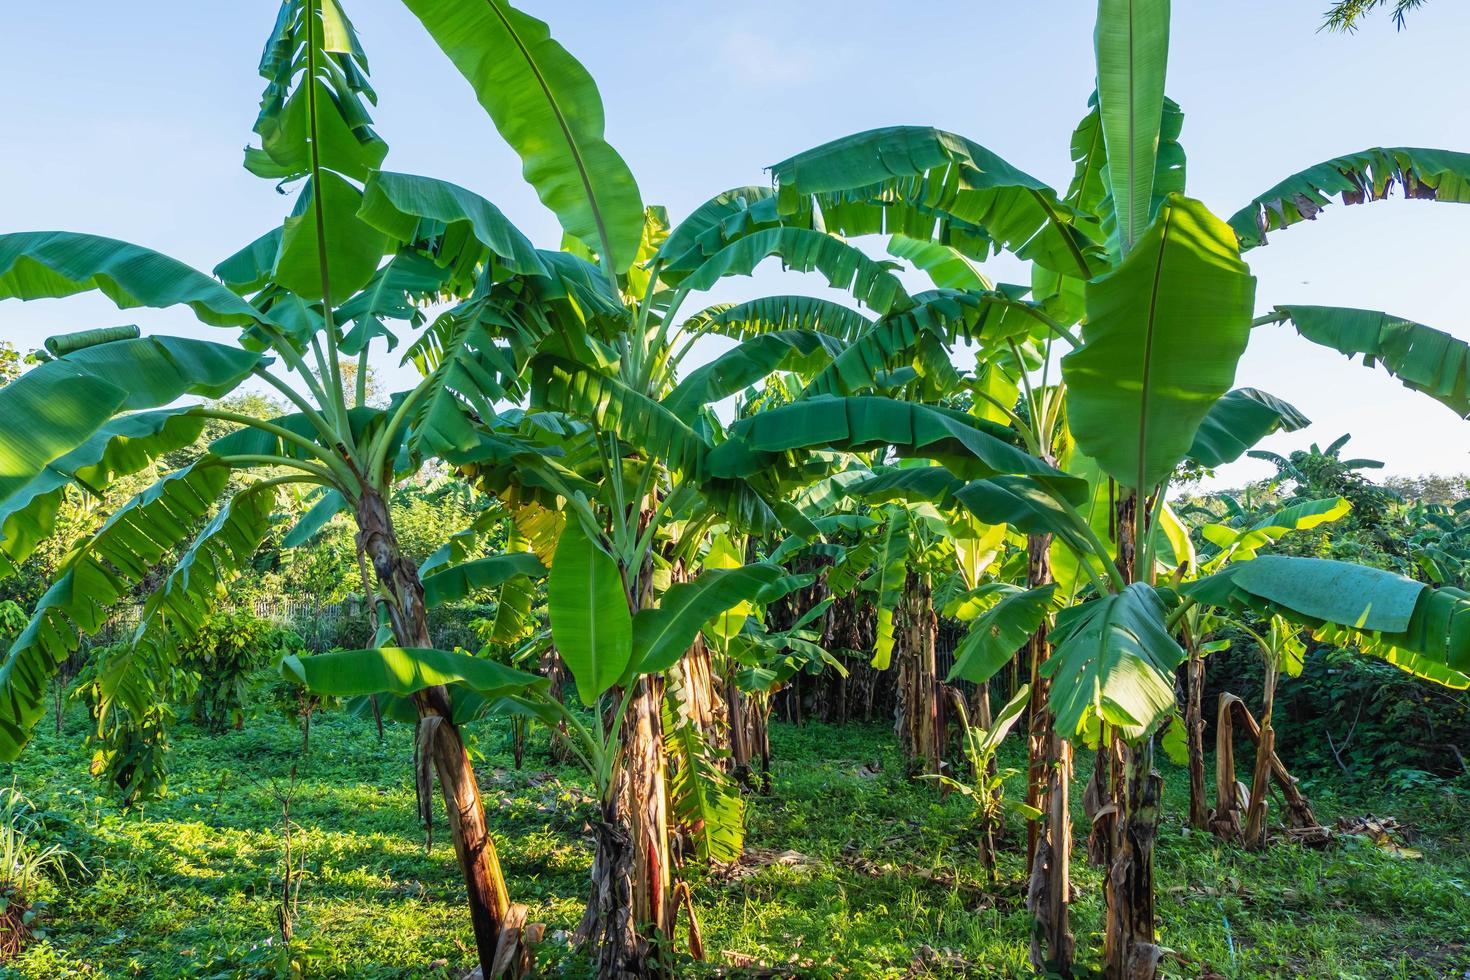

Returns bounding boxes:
[2,706,1469,979]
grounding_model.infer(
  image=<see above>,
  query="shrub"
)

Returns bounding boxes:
[179,612,305,733]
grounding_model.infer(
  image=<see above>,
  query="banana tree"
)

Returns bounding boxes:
[1173,493,1352,826]
[719,0,1470,970]
[0,0,628,971]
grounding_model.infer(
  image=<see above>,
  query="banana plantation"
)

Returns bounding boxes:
[1,1,1468,978]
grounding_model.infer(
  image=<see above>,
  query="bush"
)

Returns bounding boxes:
[179,612,305,733]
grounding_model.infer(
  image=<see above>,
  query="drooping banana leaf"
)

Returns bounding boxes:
[399,0,644,272]
[1187,387,1310,467]
[1186,555,1470,686]
[0,409,207,572]
[281,489,347,548]
[281,646,546,700]
[0,336,264,507]
[683,295,873,345]
[531,354,707,479]
[948,584,1058,684]
[629,563,783,676]
[709,395,1085,500]
[0,232,268,327]
[1274,305,1470,418]
[887,235,991,290]
[674,227,912,316]
[1201,496,1351,566]
[658,186,776,269]
[801,288,1035,398]
[846,465,965,506]
[107,484,281,720]
[767,126,1101,279]
[663,331,845,417]
[421,553,547,608]
[1229,147,1470,250]
[359,170,548,278]
[0,462,233,759]
[1042,582,1184,739]
[402,300,527,462]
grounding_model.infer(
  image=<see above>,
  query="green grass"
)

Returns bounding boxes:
[3,706,1469,978]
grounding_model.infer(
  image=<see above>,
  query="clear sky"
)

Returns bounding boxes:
[3,1,1468,489]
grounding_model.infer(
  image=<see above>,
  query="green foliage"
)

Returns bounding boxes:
[4,714,1470,978]
[178,612,305,734]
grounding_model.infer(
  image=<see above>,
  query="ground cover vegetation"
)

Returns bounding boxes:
[0,0,1468,977]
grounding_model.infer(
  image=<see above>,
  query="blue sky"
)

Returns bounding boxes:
[4,1,1469,487]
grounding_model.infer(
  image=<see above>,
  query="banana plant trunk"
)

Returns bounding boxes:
[895,572,942,776]
[355,490,519,978]
[1243,662,1280,849]
[1094,492,1163,980]
[579,523,676,978]
[1024,533,1074,977]
[583,672,675,978]
[1184,637,1209,830]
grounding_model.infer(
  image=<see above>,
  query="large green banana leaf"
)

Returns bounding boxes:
[630,563,783,676]
[108,485,281,719]
[535,354,705,476]
[399,0,644,272]
[684,296,873,345]
[887,235,991,291]
[0,409,207,572]
[1229,147,1470,250]
[0,232,266,327]
[531,355,706,479]
[1201,497,1351,566]
[675,227,911,316]
[1061,194,1255,492]
[547,518,631,705]
[0,462,233,759]
[846,465,965,506]
[1042,582,1184,739]
[663,331,845,417]
[397,302,531,464]
[421,553,547,608]
[1187,387,1310,467]
[767,126,1100,279]
[359,171,548,278]
[272,171,389,301]
[1186,555,1470,687]
[948,584,1058,684]
[334,252,454,355]
[801,288,1033,398]
[658,186,775,269]
[1274,305,1470,418]
[0,336,264,507]
[282,646,546,700]
[709,396,1084,499]
[281,489,346,548]
[1094,0,1170,253]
